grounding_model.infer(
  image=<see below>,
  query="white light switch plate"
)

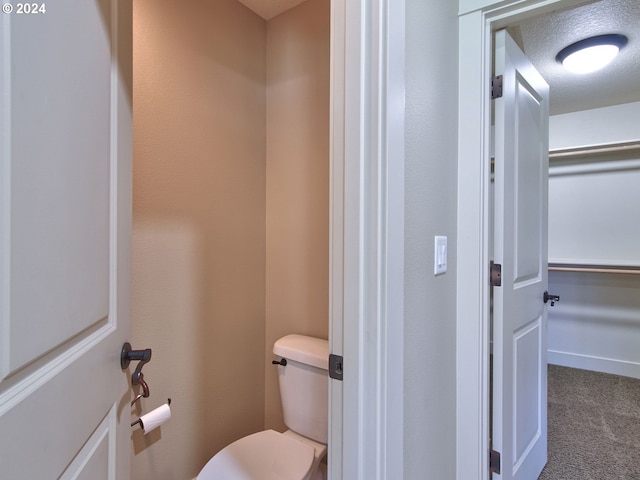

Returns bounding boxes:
[434,236,447,275]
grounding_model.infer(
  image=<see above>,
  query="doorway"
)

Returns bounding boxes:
[457,0,640,479]
[131,1,331,478]
[506,2,640,477]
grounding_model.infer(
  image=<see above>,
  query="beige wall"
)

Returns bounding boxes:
[132,0,267,478]
[132,0,329,477]
[264,0,330,431]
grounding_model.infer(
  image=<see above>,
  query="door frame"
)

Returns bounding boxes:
[329,0,405,478]
[456,0,588,479]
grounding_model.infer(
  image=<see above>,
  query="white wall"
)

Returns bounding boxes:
[549,101,640,266]
[548,101,640,378]
[549,101,640,150]
[404,0,458,477]
[548,271,640,377]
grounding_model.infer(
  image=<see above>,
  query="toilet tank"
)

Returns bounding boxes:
[273,334,328,444]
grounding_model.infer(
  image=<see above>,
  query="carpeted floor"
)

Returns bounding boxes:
[539,365,640,479]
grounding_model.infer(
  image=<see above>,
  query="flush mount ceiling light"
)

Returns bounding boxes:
[556,34,628,74]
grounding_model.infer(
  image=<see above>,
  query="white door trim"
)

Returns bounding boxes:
[329,1,405,478]
[456,1,588,479]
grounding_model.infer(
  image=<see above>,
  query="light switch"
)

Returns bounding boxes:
[434,236,447,275]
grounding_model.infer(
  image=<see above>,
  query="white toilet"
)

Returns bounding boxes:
[197,334,329,480]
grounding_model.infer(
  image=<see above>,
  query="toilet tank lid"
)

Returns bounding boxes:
[273,334,328,370]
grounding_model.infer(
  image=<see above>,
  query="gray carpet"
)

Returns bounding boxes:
[539,365,640,479]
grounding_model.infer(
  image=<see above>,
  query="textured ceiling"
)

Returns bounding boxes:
[509,0,640,115]
[235,0,307,20]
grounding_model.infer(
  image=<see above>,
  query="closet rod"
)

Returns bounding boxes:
[549,141,640,159]
[548,264,640,275]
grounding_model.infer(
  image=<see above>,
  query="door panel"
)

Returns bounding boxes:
[513,74,544,284]
[513,317,542,465]
[3,0,113,377]
[493,29,549,480]
[0,0,131,478]
[60,406,116,480]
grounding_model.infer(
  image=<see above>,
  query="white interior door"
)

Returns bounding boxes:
[492,29,549,480]
[0,0,132,478]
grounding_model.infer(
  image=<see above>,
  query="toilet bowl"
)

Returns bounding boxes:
[197,429,327,480]
[197,334,329,480]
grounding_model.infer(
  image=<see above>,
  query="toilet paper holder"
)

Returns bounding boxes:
[121,342,152,406]
[131,398,172,429]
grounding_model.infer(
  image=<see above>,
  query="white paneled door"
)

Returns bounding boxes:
[492,29,549,480]
[0,0,132,478]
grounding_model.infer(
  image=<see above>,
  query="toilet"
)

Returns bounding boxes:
[197,334,329,480]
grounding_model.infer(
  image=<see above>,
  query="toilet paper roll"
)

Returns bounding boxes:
[139,403,171,435]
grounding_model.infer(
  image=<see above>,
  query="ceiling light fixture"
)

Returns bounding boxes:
[556,34,628,74]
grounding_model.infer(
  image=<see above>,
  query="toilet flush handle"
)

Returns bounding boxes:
[271,358,287,366]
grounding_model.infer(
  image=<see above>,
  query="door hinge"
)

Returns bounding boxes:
[490,449,501,474]
[491,75,503,99]
[490,262,502,287]
[329,354,343,381]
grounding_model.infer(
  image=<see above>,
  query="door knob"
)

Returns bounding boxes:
[543,291,560,306]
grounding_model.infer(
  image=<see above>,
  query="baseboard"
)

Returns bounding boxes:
[548,350,640,379]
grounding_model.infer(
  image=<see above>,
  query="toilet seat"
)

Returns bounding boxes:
[197,429,315,480]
